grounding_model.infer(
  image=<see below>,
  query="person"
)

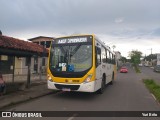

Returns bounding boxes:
[0,73,6,96]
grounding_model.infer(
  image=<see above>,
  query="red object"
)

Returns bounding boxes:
[0,35,48,54]
[0,74,5,84]
[120,67,128,73]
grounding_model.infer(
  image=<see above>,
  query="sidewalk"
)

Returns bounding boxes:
[0,80,54,110]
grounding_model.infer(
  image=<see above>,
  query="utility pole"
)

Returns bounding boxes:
[147,48,152,55]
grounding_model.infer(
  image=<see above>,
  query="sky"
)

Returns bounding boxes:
[0,0,160,58]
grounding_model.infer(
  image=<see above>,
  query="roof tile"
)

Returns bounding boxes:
[0,35,48,54]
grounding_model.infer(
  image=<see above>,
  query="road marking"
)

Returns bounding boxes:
[151,93,156,101]
[151,93,160,106]
[67,113,78,120]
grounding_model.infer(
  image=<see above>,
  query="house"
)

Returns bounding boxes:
[0,32,48,83]
[157,54,160,65]
[114,51,122,69]
[28,36,55,73]
[28,36,54,49]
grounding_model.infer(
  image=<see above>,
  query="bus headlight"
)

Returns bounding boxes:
[47,74,52,82]
[84,74,92,83]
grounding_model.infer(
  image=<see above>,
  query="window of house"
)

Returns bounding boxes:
[40,42,45,47]
[0,55,8,61]
[46,41,51,48]
[25,57,30,66]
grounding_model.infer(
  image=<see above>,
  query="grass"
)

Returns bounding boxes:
[143,79,160,103]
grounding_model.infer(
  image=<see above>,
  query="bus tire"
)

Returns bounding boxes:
[97,76,105,94]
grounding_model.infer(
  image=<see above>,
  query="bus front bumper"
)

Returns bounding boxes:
[47,80,95,92]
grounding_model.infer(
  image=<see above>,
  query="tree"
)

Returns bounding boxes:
[129,50,142,65]
[120,56,127,63]
[144,54,157,61]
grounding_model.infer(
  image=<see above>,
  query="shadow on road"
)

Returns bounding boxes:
[50,85,114,101]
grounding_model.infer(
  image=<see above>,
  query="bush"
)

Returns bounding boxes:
[133,64,141,73]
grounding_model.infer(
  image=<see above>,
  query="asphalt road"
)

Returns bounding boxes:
[140,66,160,85]
[2,65,160,120]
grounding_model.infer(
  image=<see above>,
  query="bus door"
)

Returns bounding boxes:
[95,45,102,81]
[106,50,112,82]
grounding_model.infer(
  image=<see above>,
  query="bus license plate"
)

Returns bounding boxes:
[62,88,71,91]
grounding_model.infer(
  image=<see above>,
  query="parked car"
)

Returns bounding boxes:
[138,63,143,67]
[144,63,149,67]
[120,67,128,73]
[153,65,160,72]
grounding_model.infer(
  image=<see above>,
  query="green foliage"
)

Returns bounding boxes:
[129,50,142,65]
[134,65,141,73]
[143,79,160,102]
[120,56,127,63]
[144,54,157,61]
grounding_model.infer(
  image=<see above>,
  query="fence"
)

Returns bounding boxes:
[0,67,47,93]
[1,67,47,84]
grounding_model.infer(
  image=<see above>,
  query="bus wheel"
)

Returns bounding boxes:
[97,77,105,94]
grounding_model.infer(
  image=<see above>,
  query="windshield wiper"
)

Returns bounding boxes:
[70,44,81,57]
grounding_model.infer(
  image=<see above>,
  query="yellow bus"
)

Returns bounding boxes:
[47,34,116,94]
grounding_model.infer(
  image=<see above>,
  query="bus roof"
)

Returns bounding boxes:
[54,34,115,55]
[55,34,94,39]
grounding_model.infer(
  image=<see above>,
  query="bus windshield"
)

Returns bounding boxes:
[50,43,92,72]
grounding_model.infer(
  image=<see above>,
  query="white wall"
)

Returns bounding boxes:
[157,54,160,65]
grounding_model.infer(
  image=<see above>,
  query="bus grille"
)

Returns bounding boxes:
[55,84,80,91]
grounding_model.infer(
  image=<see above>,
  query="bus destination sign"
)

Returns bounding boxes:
[53,36,92,44]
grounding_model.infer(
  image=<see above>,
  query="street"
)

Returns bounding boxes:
[140,66,160,85]
[2,65,160,120]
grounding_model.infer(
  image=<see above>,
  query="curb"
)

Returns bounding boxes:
[0,91,55,110]
[0,84,57,110]
[0,91,53,110]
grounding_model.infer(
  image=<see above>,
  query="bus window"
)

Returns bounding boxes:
[101,46,106,63]
[111,54,114,64]
[109,52,112,63]
[106,50,110,63]
[110,52,113,64]
[96,46,101,67]
[113,55,116,64]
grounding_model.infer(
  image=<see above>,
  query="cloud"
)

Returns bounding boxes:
[115,17,124,24]
[0,0,160,57]
[150,28,160,36]
[1,0,160,35]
